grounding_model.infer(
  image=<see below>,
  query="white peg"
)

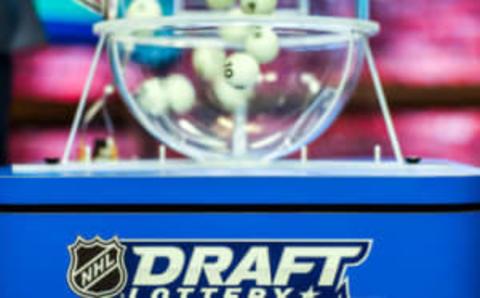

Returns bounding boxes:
[301,146,309,164]
[374,144,382,164]
[159,145,166,164]
[84,146,92,164]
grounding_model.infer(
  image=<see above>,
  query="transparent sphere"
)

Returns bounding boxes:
[104,0,376,161]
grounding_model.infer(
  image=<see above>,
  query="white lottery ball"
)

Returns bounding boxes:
[126,0,162,19]
[219,9,252,44]
[206,0,235,10]
[224,53,260,89]
[193,48,226,81]
[245,27,280,64]
[137,78,169,116]
[240,0,277,15]
[165,74,196,114]
[213,78,253,111]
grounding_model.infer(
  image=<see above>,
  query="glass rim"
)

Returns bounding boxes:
[94,15,380,37]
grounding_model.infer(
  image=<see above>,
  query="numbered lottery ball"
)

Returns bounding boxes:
[137,78,169,116]
[213,78,254,112]
[165,74,196,114]
[126,0,163,18]
[240,0,277,15]
[219,8,252,44]
[224,53,260,89]
[245,27,279,64]
[206,0,235,10]
[193,48,226,81]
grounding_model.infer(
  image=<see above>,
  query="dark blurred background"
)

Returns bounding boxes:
[7,0,480,165]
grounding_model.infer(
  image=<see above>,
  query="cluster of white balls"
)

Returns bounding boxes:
[128,0,197,116]
[194,0,280,111]
[133,0,281,114]
[137,75,196,116]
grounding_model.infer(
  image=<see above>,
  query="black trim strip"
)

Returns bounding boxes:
[1,204,480,214]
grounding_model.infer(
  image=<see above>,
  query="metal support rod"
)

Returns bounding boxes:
[62,34,107,164]
[362,38,404,164]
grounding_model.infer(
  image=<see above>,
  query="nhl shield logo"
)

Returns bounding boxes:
[67,236,127,298]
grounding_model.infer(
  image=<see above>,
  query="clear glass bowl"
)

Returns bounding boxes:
[99,0,378,161]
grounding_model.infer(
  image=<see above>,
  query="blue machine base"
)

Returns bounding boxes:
[1,160,479,298]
